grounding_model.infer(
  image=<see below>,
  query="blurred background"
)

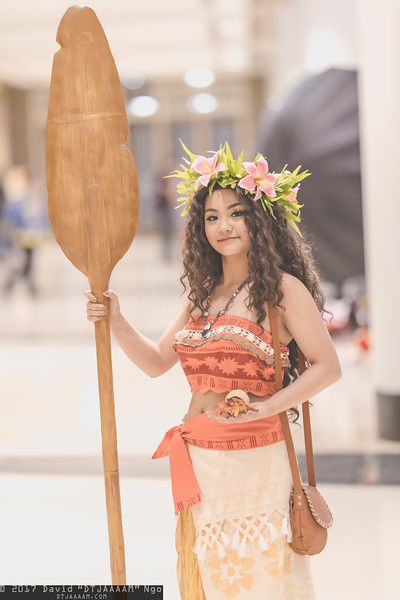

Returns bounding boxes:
[0,1,398,598]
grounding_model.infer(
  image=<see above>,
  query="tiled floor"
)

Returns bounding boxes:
[0,234,399,598]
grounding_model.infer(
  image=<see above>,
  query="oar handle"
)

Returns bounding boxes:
[93,303,126,584]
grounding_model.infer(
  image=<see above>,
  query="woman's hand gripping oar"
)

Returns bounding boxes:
[46,6,140,584]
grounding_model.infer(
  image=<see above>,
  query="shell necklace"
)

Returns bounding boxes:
[201,275,252,338]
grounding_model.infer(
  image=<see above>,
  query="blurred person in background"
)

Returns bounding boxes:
[84,142,341,599]
[155,158,177,262]
[0,172,8,262]
[1,165,49,297]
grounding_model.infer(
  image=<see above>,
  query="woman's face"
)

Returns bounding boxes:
[204,188,251,256]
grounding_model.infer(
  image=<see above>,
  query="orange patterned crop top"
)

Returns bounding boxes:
[173,314,291,397]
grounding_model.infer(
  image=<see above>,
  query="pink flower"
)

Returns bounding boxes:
[192,153,227,191]
[238,156,277,201]
[287,185,300,203]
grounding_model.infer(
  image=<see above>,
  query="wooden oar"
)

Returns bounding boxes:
[46,6,139,584]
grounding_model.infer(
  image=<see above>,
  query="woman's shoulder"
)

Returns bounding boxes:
[262,273,306,342]
[280,272,311,303]
[277,272,319,333]
[261,272,302,314]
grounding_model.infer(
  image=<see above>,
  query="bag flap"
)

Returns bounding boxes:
[303,485,334,529]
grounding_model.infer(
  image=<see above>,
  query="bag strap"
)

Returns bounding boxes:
[267,301,316,491]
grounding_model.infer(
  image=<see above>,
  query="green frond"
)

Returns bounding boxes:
[234,150,245,173]
[226,142,235,165]
[286,215,303,237]
[209,179,217,195]
[179,138,196,162]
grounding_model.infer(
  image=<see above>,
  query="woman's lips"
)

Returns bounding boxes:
[218,237,239,243]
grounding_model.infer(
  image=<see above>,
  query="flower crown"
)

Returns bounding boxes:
[165,140,311,237]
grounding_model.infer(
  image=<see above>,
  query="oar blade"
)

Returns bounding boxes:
[46,6,139,285]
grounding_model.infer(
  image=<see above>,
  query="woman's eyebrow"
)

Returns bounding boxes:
[205,202,242,214]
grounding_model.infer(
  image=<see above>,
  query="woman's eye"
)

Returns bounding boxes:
[206,210,248,222]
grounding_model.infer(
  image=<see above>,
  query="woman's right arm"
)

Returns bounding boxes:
[85,289,191,378]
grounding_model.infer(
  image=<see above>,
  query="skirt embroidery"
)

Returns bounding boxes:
[176,507,315,599]
[193,508,292,561]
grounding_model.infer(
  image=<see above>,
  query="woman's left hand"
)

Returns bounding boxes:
[206,399,273,423]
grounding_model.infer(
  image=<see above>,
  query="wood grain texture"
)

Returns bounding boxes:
[46,6,140,584]
[46,5,139,290]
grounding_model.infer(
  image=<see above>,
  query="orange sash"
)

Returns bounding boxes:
[152,411,284,513]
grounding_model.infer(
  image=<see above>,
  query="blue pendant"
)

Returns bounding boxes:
[201,321,212,338]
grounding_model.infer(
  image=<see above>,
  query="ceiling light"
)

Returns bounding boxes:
[184,67,215,88]
[128,95,159,117]
[187,93,218,114]
[122,73,146,90]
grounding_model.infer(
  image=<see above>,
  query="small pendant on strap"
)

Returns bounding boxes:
[200,320,212,338]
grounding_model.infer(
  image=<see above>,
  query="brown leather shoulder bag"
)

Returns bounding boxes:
[268,301,333,555]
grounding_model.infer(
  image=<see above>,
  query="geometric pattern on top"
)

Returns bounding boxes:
[173,314,291,397]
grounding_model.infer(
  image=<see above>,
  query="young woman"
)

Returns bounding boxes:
[85,144,341,599]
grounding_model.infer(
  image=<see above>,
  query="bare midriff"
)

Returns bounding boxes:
[183,389,273,422]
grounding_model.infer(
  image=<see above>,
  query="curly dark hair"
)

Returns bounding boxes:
[179,183,332,422]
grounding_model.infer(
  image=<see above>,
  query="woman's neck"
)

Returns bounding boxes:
[220,254,250,289]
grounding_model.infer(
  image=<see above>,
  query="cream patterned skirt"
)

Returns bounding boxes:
[175,439,315,599]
